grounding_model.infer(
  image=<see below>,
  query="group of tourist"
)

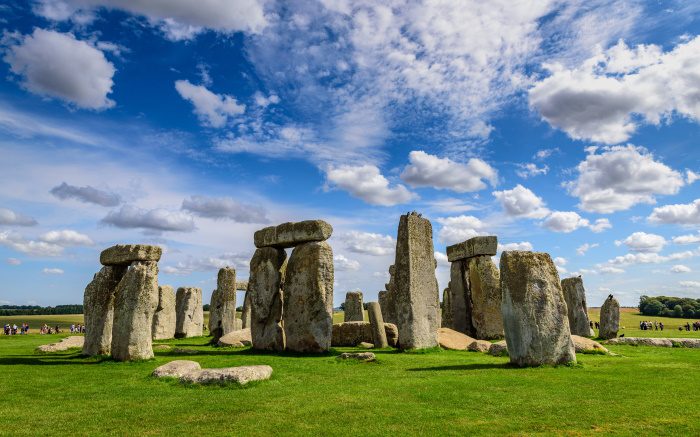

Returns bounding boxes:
[38,324,62,334]
[677,322,700,331]
[3,323,29,335]
[70,324,85,334]
[640,321,664,331]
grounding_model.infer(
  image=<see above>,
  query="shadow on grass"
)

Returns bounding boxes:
[0,353,110,366]
[406,363,512,372]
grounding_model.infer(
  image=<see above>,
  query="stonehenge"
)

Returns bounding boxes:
[561,276,592,337]
[367,302,388,348]
[83,265,124,356]
[152,285,176,340]
[599,295,620,340]
[500,251,576,367]
[175,287,203,338]
[441,287,452,328]
[208,267,237,341]
[249,247,287,351]
[332,322,399,348]
[344,291,364,322]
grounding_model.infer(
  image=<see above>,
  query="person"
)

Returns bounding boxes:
[590,320,594,329]
[659,322,664,331]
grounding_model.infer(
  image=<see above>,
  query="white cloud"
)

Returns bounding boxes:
[671,265,691,273]
[0,231,63,257]
[529,37,700,143]
[566,145,684,213]
[400,151,497,193]
[648,199,700,225]
[607,251,693,266]
[687,170,700,185]
[516,163,548,179]
[325,164,416,206]
[542,211,609,233]
[181,195,268,223]
[42,268,64,275]
[3,29,115,109]
[50,182,121,206]
[434,251,449,268]
[576,243,599,256]
[498,241,533,252]
[254,92,280,107]
[553,256,567,274]
[101,205,196,232]
[615,232,666,253]
[599,266,625,274]
[334,254,360,272]
[672,233,700,245]
[339,231,395,256]
[175,80,245,128]
[6,258,21,266]
[0,207,37,226]
[493,185,549,219]
[679,281,700,289]
[435,215,487,245]
[40,230,93,247]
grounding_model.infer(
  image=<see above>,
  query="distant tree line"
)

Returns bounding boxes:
[639,296,700,318]
[0,305,83,316]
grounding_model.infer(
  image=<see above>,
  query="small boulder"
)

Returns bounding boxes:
[152,360,201,378]
[468,339,492,353]
[181,365,273,385]
[338,352,376,362]
[217,329,252,348]
[489,340,508,357]
[571,335,608,353]
[36,336,84,353]
[438,327,475,350]
[359,342,374,349]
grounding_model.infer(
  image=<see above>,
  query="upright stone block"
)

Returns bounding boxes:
[152,285,176,340]
[446,236,497,262]
[83,265,126,356]
[284,241,334,353]
[599,295,620,340]
[175,287,203,338]
[468,255,503,340]
[441,287,453,329]
[394,212,440,349]
[561,276,592,337]
[450,260,473,336]
[344,291,364,322]
[111,261,159,361]
[208,267,237,341]
[367,302,388,348]
[500,251,576,367]
[249,247,286,351]
[241,289,252,329]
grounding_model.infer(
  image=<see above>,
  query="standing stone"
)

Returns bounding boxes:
[111,261,159,361]
[152,285,176,340]
[208,267,237,340]
[468,255,503,340]
[599,295,620,340]
[344,291,364,322]
[249,247,286,351]
[284,241,334,353]
[379,265,397,324]
[500,251,576,367]
[441,287,453,329]
[241,289,252,329]
[561,276,592,337]
[394,212,440,349]
[175,287,203,338]
[367,302,388,348]
[83,265,126,356]
[450,260,473,336]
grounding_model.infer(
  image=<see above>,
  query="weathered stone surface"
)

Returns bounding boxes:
[37,336,84,353]
[603,337,700,348]
[500,251,576,367]
[111,261,159,361]
[437,327,475,350]
[343,291,364,322]
[338,352,376,362]
[441,287,453,329]
[331,322,398,347]
[217,328,252,348]
[367,302,388,348]
[152,360,201,378]
[254,220,333,248]
[236,281,248,291]
[175,287,203,338]
[359,342,374,349]
[469,255,503,340]
[394,213,440,349]
[489,340,508,357]
[599,295,620,340]
[181,365,273,385]
[241,290,252,329]
[249,247,286,351]
[450,260,473,336]
[561,276,591,337]
[208,267,237,341]
[284,241,334,353]
[571,335,608,353]
[446,236,497,262]
[152,285,176,340]
[100,244,162,266]
[83,265,125,356]
[468,339,492,353]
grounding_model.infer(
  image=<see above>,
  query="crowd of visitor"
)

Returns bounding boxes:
[3,322,30,335]
[640,321,664,331]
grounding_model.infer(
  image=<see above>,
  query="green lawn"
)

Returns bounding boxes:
[1,329,699,435]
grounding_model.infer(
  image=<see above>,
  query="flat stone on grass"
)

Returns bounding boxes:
[36,336,84,353]
[180,365,273,385]
[152,360,201,378]
[338,352,376,362]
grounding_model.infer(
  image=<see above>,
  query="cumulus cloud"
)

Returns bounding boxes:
[40,230,93,246]
[0,207,37,226]
[400,151,497,193]
[0,231,63,257]
[338,231,395,256]
[435,215,487,245]
[599,266,624,274]
[181,195,268,223]
[102,205,196,232]
[3,29,115,109]
[607,251,693,266]
[529,37,700,143]
[648,199,700,225]
[50,182,121,206]
[334,254,360,272]
[542,211,610,233]
[553,256,567,274]
[576,243,599,256]
[672,233,700,245]
[42,268,64,275]
[679,281,700,289]
[566,145,684,213]
[498,241,533,252]
[516,163,548,179]
[493,185,549,219]
[615,232,666,253]
[325,164,416,206]
[175,80,245,128]
[671,265,691,273]
[162,252,250,275]
[687,170,700,185]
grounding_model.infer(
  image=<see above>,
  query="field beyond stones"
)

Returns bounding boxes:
[0,311,698,435]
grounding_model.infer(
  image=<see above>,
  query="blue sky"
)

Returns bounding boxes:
[0,0,699,308]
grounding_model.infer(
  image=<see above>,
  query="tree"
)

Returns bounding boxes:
[673,305,683,318]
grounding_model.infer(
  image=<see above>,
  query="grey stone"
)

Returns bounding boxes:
[437,327,475,350]
[152,360,201,378]
[367,302,388,348]
[235,281,248,291]
[441,287,453,329]
[83,265,125,356]
[181,365,273,385]
[378,265,397,325]
[338,352,376,362]
[111,261,159,361]
[500,251,576,367]
[208,267,237,340]
[468,339,492,353]
[100,244,162,266]
[561,276,591,337]
[152,285,176,340]
[359,342,374,349]
[446,236,497,262]
[284,241,334,353]
[175,287,203,338]
[331,322,398,348]
[605,337,700,348]
[599,295,620,340]
[249,247,286,351]
[37,336,84,353]
[241,290,252,329]
[254,220,333,248]
[468,255,503,340]
[344,291,364,322]
[217,328,252,348]
[450,260,473,336]
[488,340,508,357]
[394,213,440,349]
[571,335,608,353]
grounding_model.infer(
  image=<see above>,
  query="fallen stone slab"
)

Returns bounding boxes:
[254,220,333,248]
[217,329,252,348]
[604,337,700,348]
[359,342,374,349]
[36,336,84,353]
[446,236,497,262]
[100,244,162,266]
[571,335,608,353]
[468,339,492,353]
[489,340,508,357]
[181,365,273,385]
[338,352,376,362]
[438,327,476,351]
[152,360,201,378]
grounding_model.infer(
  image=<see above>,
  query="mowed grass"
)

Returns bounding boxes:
[588,307,700,338]
[1,329,700,435]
